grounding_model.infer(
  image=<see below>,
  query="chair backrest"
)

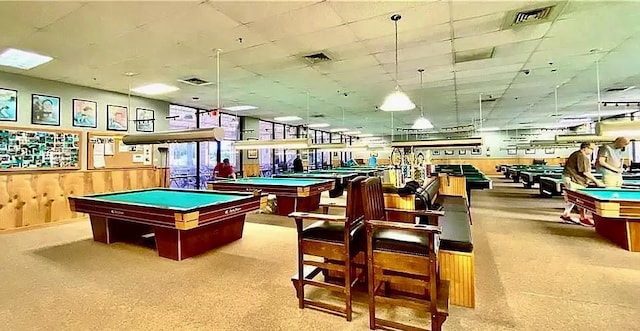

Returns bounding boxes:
[361,177,386,222]
[345,176,367,227]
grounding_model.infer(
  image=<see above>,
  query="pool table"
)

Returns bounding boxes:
[207,177,334,216]
[520,169,564,188]
[566,188,640,252]
[312,168,380,177]
[539,174,640,197]
[69,188,263,261]
[273,172,357,198]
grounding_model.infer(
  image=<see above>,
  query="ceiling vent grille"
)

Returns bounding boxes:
[177,77,213,86]
[502,4,561,29]
[605,87,631,92]
[481,96,498,103]
[310,114,325,118]
[303,52,332,65]
[455,47,495,64]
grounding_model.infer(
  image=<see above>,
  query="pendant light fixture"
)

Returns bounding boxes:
[412,68,433,129]
[380,14,416,112]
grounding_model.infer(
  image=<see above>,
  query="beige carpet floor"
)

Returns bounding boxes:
[1,179,639,330]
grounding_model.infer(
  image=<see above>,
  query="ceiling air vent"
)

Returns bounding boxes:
[605,86,632,92]
[455,47,495,64]
[481,97,498,103]
[502,4,561,29]
[177,77,213,86]
[303,52,332,65]
[310,114,325,118]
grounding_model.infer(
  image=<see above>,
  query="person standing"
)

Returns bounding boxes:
[561,142,605,226]
[213,158,237,180]
[293,155,304,173]
[596,137,630,187]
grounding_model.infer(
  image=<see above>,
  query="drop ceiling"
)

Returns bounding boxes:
[1,0,640,136]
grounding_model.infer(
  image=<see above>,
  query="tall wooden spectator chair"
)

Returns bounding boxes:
[289,176,367,321]
[361,177,450,331]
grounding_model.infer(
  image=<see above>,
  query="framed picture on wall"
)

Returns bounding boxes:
[31,94,60,126]
[525,148,535,155]
[471,148,481,155]
[72,99,97,128]
[507,149,517,155]
[444,150,454,155]
[135,108,155,132]
[247,149,258,159]
[432,150,440,156]
[459,150,467,155]
[0,88,17,122]
[545,148,555,154]
[107,105,128,131]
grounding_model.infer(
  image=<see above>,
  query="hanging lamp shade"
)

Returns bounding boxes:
[380,87,416,111]
[412,116,434,130]
[380,14,415,112]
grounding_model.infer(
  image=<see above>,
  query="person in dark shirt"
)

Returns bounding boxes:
[213,158,236,180]
[561,142,604,226]
[293,155,304,173]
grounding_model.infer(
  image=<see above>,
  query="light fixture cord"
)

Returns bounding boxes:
[420,70,424,117]
[394,19,399,86]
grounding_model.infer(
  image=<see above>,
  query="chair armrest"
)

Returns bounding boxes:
[384,208,445,217]
[288,212,347,222]
[366,219,442,234]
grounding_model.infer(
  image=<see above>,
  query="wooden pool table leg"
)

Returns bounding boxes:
[90,216,151,245]
[153,215,247,260]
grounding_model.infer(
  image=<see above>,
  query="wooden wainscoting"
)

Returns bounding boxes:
[0,168,161,231]
[242,164,261,177]
[438,174,468,199]
[384,193,415,223]
[439,250,475,308]
[432,157,567,175]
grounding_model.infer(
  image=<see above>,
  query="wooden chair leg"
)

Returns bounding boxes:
[297,244,304,309]
[345,257,352,321]
[367,243,376,329]
[432,314,445,331]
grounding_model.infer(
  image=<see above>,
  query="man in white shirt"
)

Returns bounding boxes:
[596,137,630,187]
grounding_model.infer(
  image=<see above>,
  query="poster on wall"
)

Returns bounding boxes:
[72,99,97,128]
[107,105,128,131]
[545,148,555,154]
[507,149,517,155]
[471,148,481,155]
[31,94,60,126]
[444,150,454,155]
[459,150,467,155]
[135,108,154,132]
[432,150,440,156]
[525,148,536,155]
[0,88,17,122]
[247,149,258,159]
[0,128,80,170]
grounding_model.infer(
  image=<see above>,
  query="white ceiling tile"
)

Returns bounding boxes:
[328,1,422,23]
[455,22,550,52]
[451,1,538,21]
[274,25,360,56]
[362,24,451,55]
[1,1,85,29]
[211,1,315,24]
[313,55,380,74]
[246,2,345,42]
[453,13,503,39]
[225,42,292,66]
[374,40,452,64]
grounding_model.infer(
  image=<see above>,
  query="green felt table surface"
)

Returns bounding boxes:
[93,189,247,210]
[214,177,331,186]
[276,173,354,178]
[577,188,640,201]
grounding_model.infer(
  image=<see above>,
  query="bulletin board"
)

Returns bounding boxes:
[87,132,153,170]
[0,126,81,171]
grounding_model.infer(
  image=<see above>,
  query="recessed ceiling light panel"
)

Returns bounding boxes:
[131,83,179,95]
[274,116,302,122]
[308,123,330,128]
[223,105,258,111]
[0,48,53,70]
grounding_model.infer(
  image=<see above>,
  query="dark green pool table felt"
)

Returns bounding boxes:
[216,177,331,186]
[94,189,248,209]
[578,188,640,200]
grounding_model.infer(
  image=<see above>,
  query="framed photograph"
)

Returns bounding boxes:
[459,150,467,155]
[444,150,454,155]
[135,108,155,132]
[525,148,535,155]
[0,88,17,121]
[72,99,97,128]
[432,150,440,156]
[471,148,481,155]
[545,148,555,154]
[247,149,258,159]
[507,149,517,155]
[107,105,128,131]
[32,94,60,126]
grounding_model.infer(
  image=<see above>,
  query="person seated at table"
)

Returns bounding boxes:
[596,136,630,188]
[213,158,237,180]
[293,155,304,173]
[561,142,605,226]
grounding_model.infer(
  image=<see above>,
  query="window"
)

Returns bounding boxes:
[285,125,298,170]
[198,111,220,186]
[168,105,198,188]
[220,113,240,169]
[274,123,285,173]
[322,131,330,168]
[259,120,273,176]
[309,129,317,170]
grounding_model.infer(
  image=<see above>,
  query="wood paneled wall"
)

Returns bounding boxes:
[432,157,567,175]
[0,168,161,231]
[439,250,475,308]
[242,164,261,177]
